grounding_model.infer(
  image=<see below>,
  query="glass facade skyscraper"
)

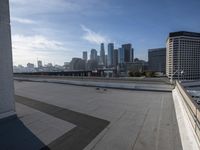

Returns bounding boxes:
[107,43,114,67]
[83,51,88,61]
[100,43,105,65]
[113,49,118,68]
[148,48,166,73]
[122,44,134,63]
[118,48,124,64]
[90,49,97,61]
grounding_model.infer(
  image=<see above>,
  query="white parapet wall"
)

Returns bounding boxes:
[0,0,15,119]
[173,81,200,150]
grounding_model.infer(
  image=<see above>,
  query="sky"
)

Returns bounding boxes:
[10,0,200,66]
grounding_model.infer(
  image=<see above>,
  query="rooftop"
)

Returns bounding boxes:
[0,80,182,150]
[169,31,200,38]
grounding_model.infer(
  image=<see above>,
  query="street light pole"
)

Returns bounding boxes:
[170,69,184,84]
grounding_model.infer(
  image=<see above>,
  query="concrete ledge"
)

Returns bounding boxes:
[14,77,172,93]
[173,87,200,150]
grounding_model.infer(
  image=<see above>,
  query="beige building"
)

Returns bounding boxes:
[166,31,200,80]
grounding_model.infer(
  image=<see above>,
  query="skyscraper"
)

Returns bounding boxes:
[148,48,166,73]
[100,43,106,65]
[27,63,34,68]
[82,51,87,61]
[37,60,43,68]
[90,49,98,61]
[70,58,86,70]
[166,31,200,80]
[0,0,15,118]
[113,49,118,68]
[107,43,114,67]
[105,54,108,67]
[122,44,134,63]
[118,48,125,64]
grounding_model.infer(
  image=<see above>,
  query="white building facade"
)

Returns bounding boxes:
[166,31,200,80]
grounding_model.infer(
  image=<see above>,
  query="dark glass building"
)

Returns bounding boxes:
[100,43,106,65]
[148,48,166,73]
[113,49,118,68]
[108,43,114,67]
[90,49,97,61]
[122,44,134,63]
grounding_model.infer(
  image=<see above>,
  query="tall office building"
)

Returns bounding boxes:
[148,48,166,73]
[107,43,114,67]
[113,49,118,68]
[0,0,15,118]
[70,58,86,70]
[166,31,200,80]
[90,49,97,61]
[27,63,34,68]
[100,43,106,65]
[37,60,43,68]
[122,44,134,63]
[118,48,125,64]
[105,54,108,67]
[82,51,87,61]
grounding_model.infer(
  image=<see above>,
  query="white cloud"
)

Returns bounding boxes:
[12,34,65,51]
[11,17,36,24]
[10,0,80,15]
[12,34,68,65]
[81,25,110,45]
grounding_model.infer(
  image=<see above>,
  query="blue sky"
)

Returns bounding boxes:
[10,0,200,66]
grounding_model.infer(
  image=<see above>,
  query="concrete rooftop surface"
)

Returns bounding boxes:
[0,80,183,150]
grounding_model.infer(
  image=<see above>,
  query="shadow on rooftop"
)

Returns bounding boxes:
[0,115,49,150]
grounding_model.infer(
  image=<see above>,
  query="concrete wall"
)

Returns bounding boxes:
[175,81,200,142]
[0,0,15,119]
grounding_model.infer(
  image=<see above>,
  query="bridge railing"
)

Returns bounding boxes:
[176,81,200,141]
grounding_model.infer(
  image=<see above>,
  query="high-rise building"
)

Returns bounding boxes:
[87,60,98,70]
[166,31,200,80]
[122,44,134,63]
[113,49,118,68]
[70,58,86,70]
[37,60,43,68]
[118,48,125,64]
[90,49,97,61]
[105,54,108,67]
[27,63,34,68]
[108,43,114,67]
[97,55,100,64]
[82,51,87,61]
[148,48,166,73]
[100,43,106,65]
[0,0,15,118]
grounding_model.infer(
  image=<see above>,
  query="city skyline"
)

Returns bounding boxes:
[10,0,200,66]
[13,42,136,67]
